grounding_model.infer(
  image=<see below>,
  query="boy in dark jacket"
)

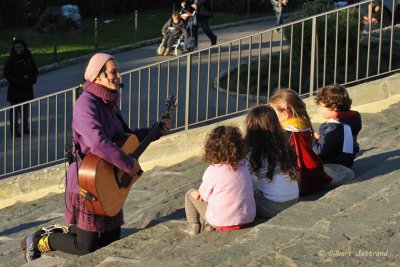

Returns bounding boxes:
[313,84,362,168]
[160,12,188,56]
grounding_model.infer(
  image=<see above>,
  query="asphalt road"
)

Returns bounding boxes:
[0,19,288,177]
[0,19,278,109]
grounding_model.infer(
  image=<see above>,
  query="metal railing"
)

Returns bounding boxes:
[1,0,399,178]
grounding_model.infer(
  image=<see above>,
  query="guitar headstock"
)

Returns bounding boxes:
[164,95,177,119]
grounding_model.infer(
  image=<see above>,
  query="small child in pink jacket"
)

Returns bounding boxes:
[180,126,256,236]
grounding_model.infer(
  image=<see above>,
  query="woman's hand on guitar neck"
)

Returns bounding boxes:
[160,118,172,135]
[128,158,142,177]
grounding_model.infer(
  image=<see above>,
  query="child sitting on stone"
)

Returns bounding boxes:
[311,84,362,187]
[245,105,299,219]
[270,88,332,194]
[313,84,362,168]
[180,126,256,236]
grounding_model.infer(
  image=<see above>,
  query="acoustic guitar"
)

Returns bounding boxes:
[78,96,177,216]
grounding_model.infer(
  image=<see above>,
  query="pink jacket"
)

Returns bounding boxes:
[199,162,256,227]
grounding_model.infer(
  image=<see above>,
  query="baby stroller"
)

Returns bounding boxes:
[156,9,197,56]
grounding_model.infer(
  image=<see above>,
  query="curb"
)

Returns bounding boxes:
[0,15,282,88]
[1,73,399,207]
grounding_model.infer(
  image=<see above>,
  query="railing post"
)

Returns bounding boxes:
[94,17,98,49]
[72,86,79,107]
[185,54,192,132]
[309,17,317,97]
[134,10,138,42]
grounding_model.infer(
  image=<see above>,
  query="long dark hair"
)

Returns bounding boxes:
[245,105,298,181]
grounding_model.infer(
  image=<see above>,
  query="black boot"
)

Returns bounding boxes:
[20,230,45,262]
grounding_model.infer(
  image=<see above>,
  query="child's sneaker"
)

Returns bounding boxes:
[203,224,216,232]
[158,47,165,56]
[163,48,170,56]
[179,222,200,237]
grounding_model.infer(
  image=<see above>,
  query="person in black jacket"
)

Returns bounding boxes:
[3,39,38,137]
[160,12,189,56]
[313,84,362,168]
[181,0,217,46]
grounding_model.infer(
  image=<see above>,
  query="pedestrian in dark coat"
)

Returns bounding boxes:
[3,39,38,137]
[182,0,217,46]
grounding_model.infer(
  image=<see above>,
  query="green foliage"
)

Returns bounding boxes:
[0,11,268,78]
[0,0,173,30]
[212,0,308,14]
[285,3,361,69]
[222,35,400,99]
[220,3,400,96]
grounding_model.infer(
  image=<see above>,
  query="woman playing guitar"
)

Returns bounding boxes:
[21,53,171,262]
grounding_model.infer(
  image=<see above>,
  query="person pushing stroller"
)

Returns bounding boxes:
[160,12,189,56]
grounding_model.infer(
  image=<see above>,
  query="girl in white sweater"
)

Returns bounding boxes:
[245,105,299,219]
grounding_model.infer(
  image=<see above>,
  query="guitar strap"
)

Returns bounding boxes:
[113,105,132,134]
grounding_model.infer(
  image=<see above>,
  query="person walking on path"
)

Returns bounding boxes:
[3,39,38,137]
[270,0,287,27]
[181,0,217,46]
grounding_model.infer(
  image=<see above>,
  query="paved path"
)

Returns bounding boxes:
[0,19,277,109]
[0,19,287,176]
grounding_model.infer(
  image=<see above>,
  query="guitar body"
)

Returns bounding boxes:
[78,95,177,217]
[78,134,141,217]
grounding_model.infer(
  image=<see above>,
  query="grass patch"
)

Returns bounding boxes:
[0,10,270,78]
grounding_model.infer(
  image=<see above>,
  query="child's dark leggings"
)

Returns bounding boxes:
[48,225,121,255]
[163,33,177,50]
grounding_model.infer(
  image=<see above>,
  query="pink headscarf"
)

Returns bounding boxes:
[84,53,114,82]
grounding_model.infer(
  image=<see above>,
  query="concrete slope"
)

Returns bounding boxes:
[0,74,398,266]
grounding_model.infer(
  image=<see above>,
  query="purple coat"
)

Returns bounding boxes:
[65,81,151,232]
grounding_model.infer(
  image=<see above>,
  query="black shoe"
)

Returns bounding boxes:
[21,232,42,262]
[211,36,217,46]
[23,129,30,135]
[15,131,21,138]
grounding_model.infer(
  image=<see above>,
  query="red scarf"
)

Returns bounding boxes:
[283,118,332,194]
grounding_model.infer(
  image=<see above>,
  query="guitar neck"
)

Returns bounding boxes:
[129,115,168,159]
